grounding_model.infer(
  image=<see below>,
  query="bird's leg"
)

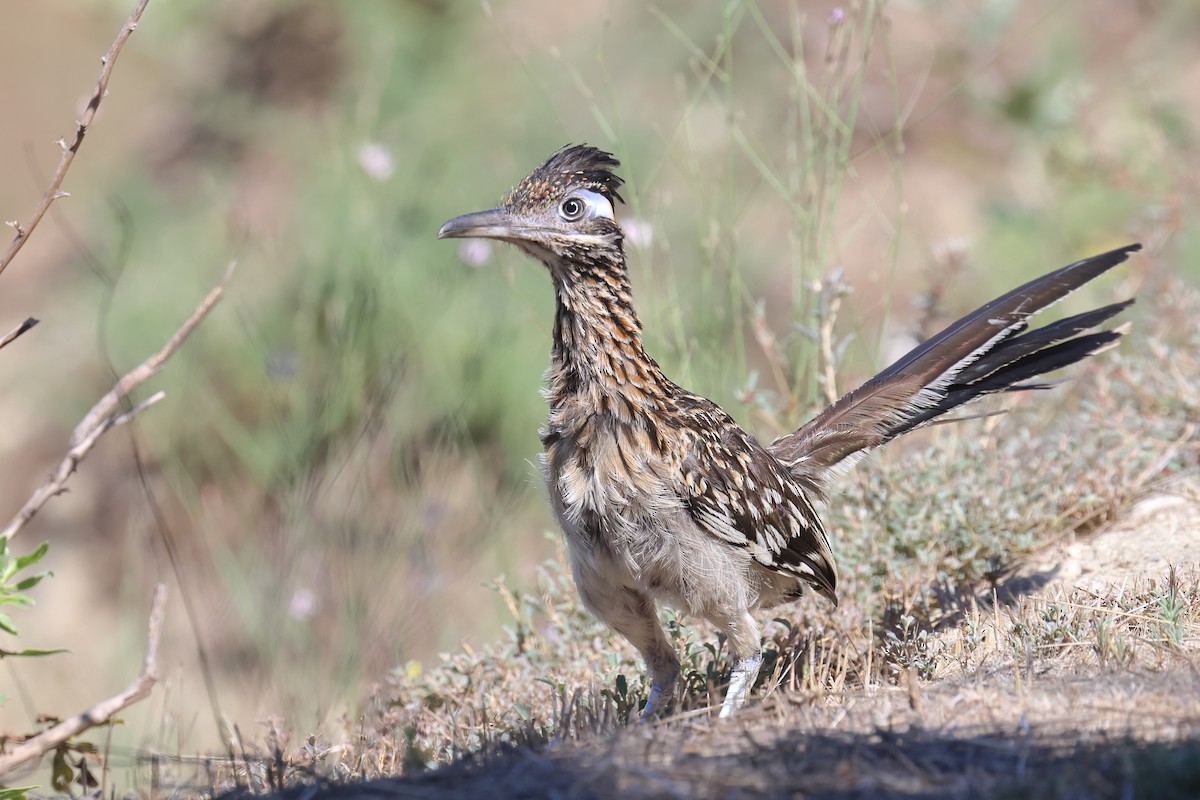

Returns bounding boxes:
[720,651,763,718]
[639,664,678,723]
[624,603,679,723]
[718,611,763,718]
[573,571,679,723]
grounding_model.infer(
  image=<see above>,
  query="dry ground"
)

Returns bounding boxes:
[275,671,1200,799]
[216,480,1200,800]
[1052,484,1200,594]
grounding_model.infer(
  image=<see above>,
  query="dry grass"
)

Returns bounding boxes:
[199,568,1200,799]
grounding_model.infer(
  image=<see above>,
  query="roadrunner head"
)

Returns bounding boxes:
[437,145,627,275]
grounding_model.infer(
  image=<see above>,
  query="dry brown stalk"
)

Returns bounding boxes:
[0,584,167,777]
[0,262,236,543]
[0,0,151,277]
[0,317,39,351]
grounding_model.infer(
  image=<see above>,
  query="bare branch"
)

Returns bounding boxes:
[0,584,167,778]
[0,317,39,351]
[0,0,151,277]
[0,262,235,543]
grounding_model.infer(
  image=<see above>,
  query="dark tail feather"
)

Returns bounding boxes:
[873,245,1139,384]
[951,299,1133,386]
[770,244,1139,491]
[889,327,1125,436]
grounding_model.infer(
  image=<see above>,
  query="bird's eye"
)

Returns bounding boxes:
[557,189,615,223]
[559,197,586,221]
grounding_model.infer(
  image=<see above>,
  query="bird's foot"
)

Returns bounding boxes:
[637,678,676,724]
[719,651,763,718]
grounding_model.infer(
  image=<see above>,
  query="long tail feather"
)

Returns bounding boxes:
[952,299,1133,386]
[770,244,1139,491]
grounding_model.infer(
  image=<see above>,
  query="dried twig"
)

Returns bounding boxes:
[0,584,168,777]
[0,317,39,351]
[0,262,235,543]
[0,0,151,277]
[816,271,849,406]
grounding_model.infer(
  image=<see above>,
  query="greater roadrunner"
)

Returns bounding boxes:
[438,145,1138,720]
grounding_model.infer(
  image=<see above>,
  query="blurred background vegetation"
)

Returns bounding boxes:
[0,0,1197,780]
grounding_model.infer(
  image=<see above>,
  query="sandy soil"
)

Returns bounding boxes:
[1052,479,1200,593]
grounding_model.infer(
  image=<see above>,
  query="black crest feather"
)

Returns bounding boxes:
[507,144,625,208]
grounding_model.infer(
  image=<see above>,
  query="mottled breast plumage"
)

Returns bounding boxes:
[669,393,839,603]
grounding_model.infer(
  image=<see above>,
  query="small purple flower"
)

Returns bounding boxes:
[829,7,846,25]
[623,217,654,248]
[288,587,318,620]
[357,142,395,182]
[458,239,493,268]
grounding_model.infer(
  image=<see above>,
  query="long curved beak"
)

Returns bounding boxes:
[437,208,518,240]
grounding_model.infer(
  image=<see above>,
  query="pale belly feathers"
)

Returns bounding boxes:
[540,411,796,619]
